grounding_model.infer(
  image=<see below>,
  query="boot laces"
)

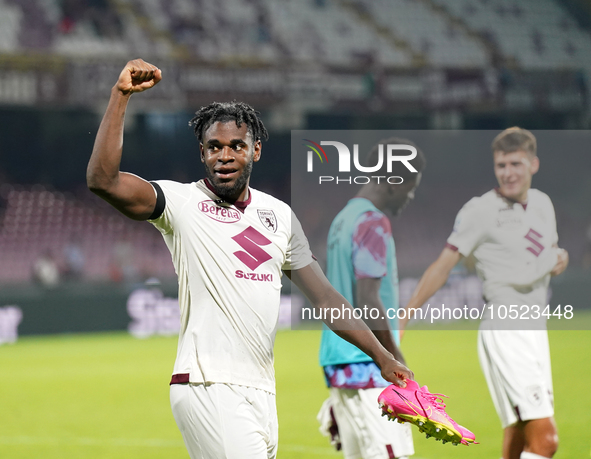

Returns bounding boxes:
[417,387,453,422]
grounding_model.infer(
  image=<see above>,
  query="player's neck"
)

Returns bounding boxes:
[495,187,529,205]
[355,188,382,210]
[204,178,250,204]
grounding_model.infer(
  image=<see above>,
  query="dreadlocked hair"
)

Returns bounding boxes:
[189,101,269,143]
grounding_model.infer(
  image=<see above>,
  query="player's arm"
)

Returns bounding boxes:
[86,59,162,221]
[399,246,462,335]
[356,278,406,366]
[285,262,414,387]
[551,247,569,276]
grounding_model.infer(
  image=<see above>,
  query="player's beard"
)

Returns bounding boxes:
[205,156,254,202]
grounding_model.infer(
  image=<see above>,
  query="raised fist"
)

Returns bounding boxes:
[116,59,162,95]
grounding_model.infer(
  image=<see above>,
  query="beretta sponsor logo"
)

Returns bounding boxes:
[198,200,241,223]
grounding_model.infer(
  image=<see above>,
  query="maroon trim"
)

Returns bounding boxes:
[203,178,251,213]
[233,196,251,213]
[204,177,215,193]
[328,407,342,451]
[170,373,190,385]
[445,242,459,252]
[515,405,522,422]
[386,444,395,459]
[494,187,527,210]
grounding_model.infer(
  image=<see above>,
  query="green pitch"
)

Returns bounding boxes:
[1,326,590,459]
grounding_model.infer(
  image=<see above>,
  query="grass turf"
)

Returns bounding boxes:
[0,325,590,458]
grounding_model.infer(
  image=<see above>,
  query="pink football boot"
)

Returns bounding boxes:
[457,424,478,445]
[378,380,464,445]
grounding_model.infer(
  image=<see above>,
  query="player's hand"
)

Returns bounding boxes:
[379,356,414,388]
[551,248,569,276]
[116,59,162,95]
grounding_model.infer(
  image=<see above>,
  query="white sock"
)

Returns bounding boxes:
[520,452,550,459]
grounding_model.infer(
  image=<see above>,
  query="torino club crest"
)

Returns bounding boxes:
[257,209,277,233]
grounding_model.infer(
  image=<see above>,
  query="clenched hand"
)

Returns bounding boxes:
[116,59,162,95]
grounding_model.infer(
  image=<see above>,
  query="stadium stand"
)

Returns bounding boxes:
[430,0,591,69]
[1,0,589,69]
[356,0,490,68]
[261,0,414,67]
[0,185,174,284]
[0,0,23,53]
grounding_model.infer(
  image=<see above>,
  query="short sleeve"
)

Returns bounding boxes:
[283,209,314,271]
[148,180,188,235]
[446,198,487,257]
[352,211,390,280]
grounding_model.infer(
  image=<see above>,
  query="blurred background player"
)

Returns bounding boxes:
[400,128,569,459]
[32,249,61,288]
[318,139,425,459]
[87,58,412,459]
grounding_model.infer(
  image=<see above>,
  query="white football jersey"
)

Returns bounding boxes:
[447,189,558,309]
[149,179,314,393]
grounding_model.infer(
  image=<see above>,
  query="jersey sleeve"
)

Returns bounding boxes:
[352,211,390,280]
[546,194,559,246]
[147,180,188,235]
[446,197,487,257]
[283,209,314,270]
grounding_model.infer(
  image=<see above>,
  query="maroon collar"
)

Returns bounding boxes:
[494,187,527,210]
[203,178,252,213]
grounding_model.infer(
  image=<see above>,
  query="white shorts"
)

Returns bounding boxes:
[170,383,278,459]
[319,387,414,459]
[477,328,554,428]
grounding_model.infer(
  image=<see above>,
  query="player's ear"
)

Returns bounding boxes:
[200,143,205,163]
[530,155,540,175]
[253,140,262,162]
